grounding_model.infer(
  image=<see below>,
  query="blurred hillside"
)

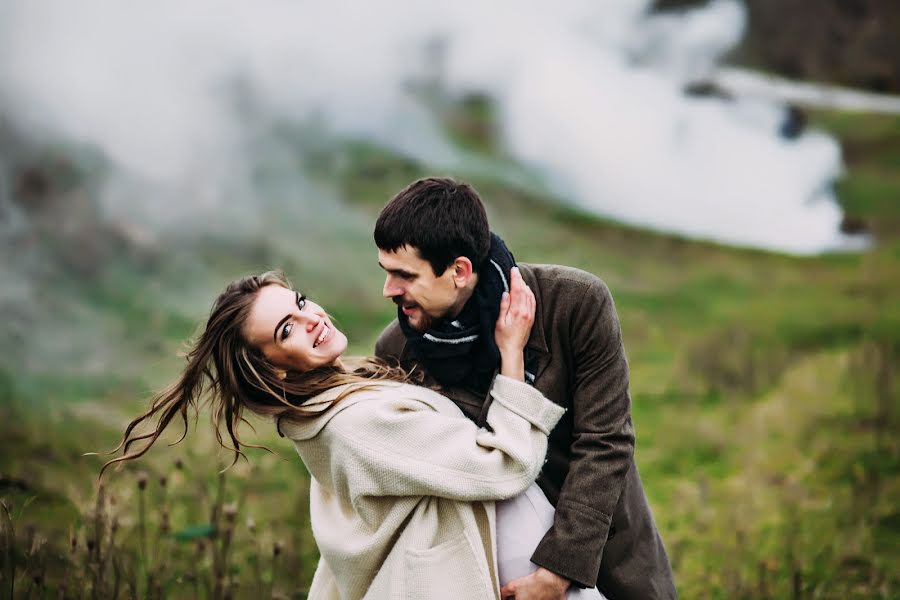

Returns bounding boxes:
[1,2,899,597]
[1,101,899,597]
[656,0,900,91]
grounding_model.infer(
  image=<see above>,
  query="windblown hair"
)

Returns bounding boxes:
[374,177,491,276]
[99,271,414,477]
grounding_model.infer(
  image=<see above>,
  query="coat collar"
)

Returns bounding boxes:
[518,263,549,355]
[277,382,404,441]
[516,263,552,384]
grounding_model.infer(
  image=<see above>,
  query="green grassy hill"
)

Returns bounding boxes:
[1,109,898,598]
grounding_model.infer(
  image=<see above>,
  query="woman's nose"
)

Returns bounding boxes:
[303,314,322,332]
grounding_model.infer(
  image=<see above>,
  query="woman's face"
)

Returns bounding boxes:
[243,285,348,372]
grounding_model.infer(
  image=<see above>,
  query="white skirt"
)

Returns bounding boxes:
[496,483,607,599]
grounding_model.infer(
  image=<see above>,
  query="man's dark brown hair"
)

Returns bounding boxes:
[374,177,491,276]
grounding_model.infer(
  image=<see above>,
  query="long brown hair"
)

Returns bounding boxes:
[98,271,412,477]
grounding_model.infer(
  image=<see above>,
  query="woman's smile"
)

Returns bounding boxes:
[313,323,333,348]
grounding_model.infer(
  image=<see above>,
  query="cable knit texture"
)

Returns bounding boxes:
[278,375,565,600]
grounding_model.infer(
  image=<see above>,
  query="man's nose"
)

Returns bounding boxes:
[383,275,402,298]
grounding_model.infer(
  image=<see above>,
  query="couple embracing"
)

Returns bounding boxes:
[105,177,677,599]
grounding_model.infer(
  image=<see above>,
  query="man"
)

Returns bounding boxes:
[373,177,676,599]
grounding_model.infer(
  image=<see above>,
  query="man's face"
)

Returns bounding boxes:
[378,246,463,332]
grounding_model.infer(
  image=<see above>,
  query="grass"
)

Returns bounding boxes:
[1,101,899,598]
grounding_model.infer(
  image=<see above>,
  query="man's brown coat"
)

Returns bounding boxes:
[375,263,677,599]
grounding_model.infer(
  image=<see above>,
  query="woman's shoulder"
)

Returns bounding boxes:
[337,380,449,411]
[282,381,463,442]
[326,382,463,430]
[280,381,432,441]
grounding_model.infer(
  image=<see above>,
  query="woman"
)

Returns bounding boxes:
[101,270,603,599]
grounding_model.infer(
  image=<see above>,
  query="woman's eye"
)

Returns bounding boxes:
[281,322,293,341]
[297,294,307,311]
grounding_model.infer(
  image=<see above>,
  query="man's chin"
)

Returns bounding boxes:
[407,312,436,333]
[407,318,427,333]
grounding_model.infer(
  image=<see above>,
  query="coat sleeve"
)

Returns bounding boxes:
[529,278,636,588]
[373,320,401,362]
[323,375,565,503]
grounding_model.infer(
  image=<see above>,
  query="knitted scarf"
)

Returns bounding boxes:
[398,233,531,393]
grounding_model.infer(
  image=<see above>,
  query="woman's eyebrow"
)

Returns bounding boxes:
[273,313,291,343]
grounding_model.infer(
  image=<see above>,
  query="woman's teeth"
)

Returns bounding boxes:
[314,325,330,348]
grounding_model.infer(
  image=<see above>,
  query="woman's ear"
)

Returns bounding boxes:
[275,369,287,381]
[451,257,474,288]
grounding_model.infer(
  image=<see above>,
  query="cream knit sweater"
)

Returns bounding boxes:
[278,374,565,600]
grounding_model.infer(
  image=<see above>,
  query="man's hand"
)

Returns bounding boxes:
[500,567,571,599]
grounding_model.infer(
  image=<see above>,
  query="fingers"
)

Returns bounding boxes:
[508,267,535,323]
[509,265,524,293]
[494,266,535,359]
[498,290,511,325]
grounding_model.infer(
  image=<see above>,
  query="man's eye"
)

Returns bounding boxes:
[281,322,293,341]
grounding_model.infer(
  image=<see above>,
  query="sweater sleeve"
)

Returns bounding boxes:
[324,375,565,503]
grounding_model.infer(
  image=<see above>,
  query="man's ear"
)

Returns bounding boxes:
[451,257,474,288]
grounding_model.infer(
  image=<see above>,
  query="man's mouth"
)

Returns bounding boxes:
[394,298,419,316]
[313,324,332,348]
